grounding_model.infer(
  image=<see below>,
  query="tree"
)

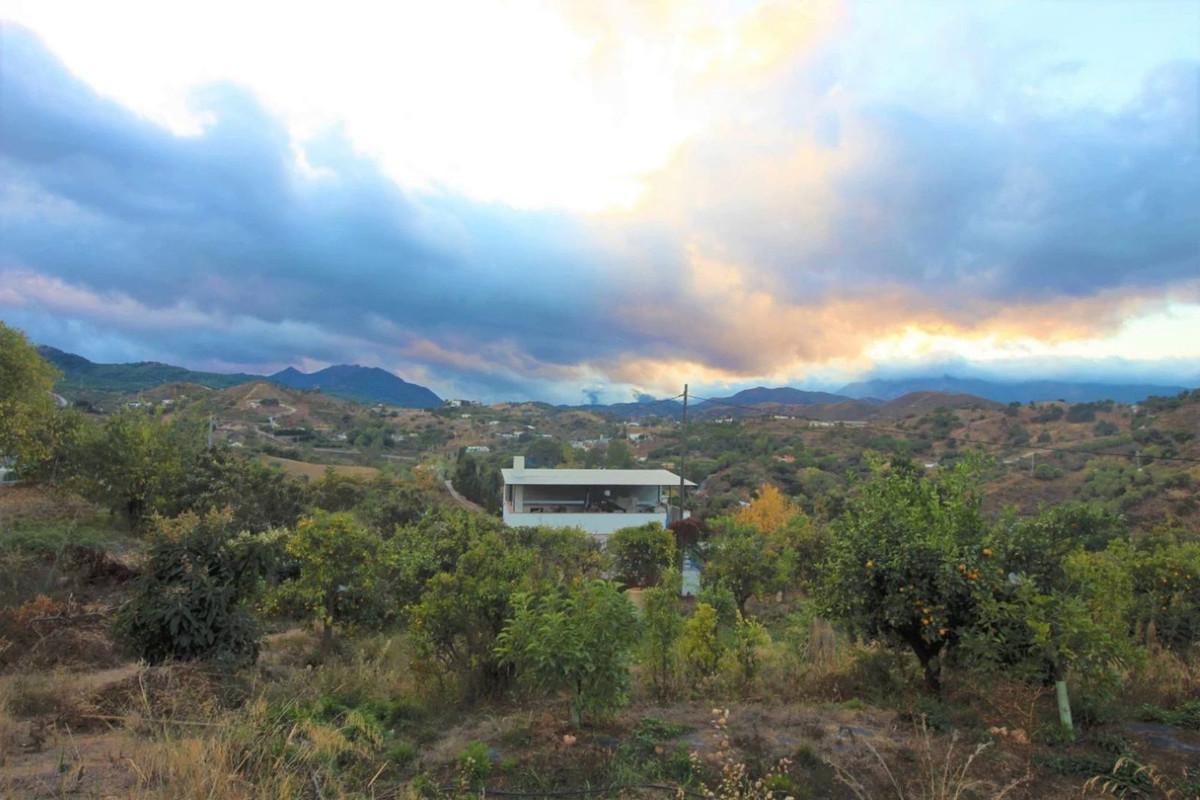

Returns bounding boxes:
[702,521,776,615]
[69,410,201,529]
[114,510,274,664]
[734,483,797,534]
[608,522,676,587]
[0,323,59,469]
[525,438,564,468]
[173,447,306,532]
[271,510,392,653]
[822,458,990,692]
[679,602,722,679]
[410,523,603,697]
[496,579,640,727]
[641,569,684,699]
[962,542,1136,737]
[605,439,635,469]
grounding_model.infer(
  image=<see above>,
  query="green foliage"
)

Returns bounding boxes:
[174,447,306,532]
[496,579,640,727]
[270,510,394,650]
[1033,463,1062,480]
[355,473,433,535]
[609,522,676,587]
[696,581,739,628]
[0,323,59,470]
[411,522,603,697]
[456,741,492,784]
[679,602,722,680]
[605,438,635,468]
[114,510,273,663]
[702,521,777,614]
[725,611,770,687]
[822,458,990,691]
[307,467,370,511]
[1139,699,1200,729]
[963,509,1138,698]
[452,451,503,513]
[67,410,206,529]
[1126,538,1200,650]
[641,570,684,699]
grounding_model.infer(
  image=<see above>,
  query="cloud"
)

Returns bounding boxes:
[1,15,1198,402]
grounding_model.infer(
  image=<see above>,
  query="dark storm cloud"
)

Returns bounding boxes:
[0,25,668,393]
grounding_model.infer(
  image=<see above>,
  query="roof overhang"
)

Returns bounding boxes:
[501,468,696,487]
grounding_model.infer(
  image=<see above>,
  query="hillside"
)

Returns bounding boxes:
[840,374,1190,403]
[37,346,442,409]
[39,346,257,393]
[697,386,853,408]
[269,365,441,408]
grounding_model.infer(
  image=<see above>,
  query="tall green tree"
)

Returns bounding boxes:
[69,410,203,529]
[608,522,676,587]
[822,458,990,692]
[702,521,777,615]
[0,322,59,469]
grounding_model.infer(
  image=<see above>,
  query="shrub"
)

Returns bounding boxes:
[725,612,770,688]
[114,510,273,664]
[1033,463,1062,480]
[496,579,639,727]
[641,570,684,699]
[608,522,676,587]
[269,510,395,653]
[680,602,722,680]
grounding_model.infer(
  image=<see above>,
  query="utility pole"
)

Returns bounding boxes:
[678,384,688,522]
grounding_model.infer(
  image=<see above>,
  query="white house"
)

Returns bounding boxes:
[500,456,694,539]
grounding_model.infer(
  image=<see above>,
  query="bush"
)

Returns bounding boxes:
[680,603,722,680]
[496,579,639,727]
[609,522,676,587]
[1034,463,1062,480]
[269,510,394,653]
[114,510,273,664]
[641,570,684,699]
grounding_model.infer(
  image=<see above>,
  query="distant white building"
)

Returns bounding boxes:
[465,445,491,454]
[500,456,693,540]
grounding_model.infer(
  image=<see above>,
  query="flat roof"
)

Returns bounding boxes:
[501,468,696,487]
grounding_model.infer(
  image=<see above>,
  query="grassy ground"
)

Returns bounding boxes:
[260,456,381,481]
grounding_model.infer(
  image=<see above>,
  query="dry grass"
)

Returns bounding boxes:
[260,455,379,481]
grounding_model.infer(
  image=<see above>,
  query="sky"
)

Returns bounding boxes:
[1,0,1198,403]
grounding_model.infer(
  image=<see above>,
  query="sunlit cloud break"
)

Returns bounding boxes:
[0,1,1197,402]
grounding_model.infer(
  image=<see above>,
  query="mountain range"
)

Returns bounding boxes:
[38,347,442,408]
[838,374,1189,404]
[37,346,1190,414]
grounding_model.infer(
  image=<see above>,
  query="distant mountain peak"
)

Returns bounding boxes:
[38,346,442,409]
[268,363,441,408]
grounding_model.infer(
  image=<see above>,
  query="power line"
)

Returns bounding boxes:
[683,394,1200,465]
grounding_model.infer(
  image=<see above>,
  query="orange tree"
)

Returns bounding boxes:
[821,457,992,692]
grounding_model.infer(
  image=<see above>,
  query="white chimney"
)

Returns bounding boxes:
[512,456,525,471]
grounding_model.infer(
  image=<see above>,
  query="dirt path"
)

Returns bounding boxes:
[443,479,484,512]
